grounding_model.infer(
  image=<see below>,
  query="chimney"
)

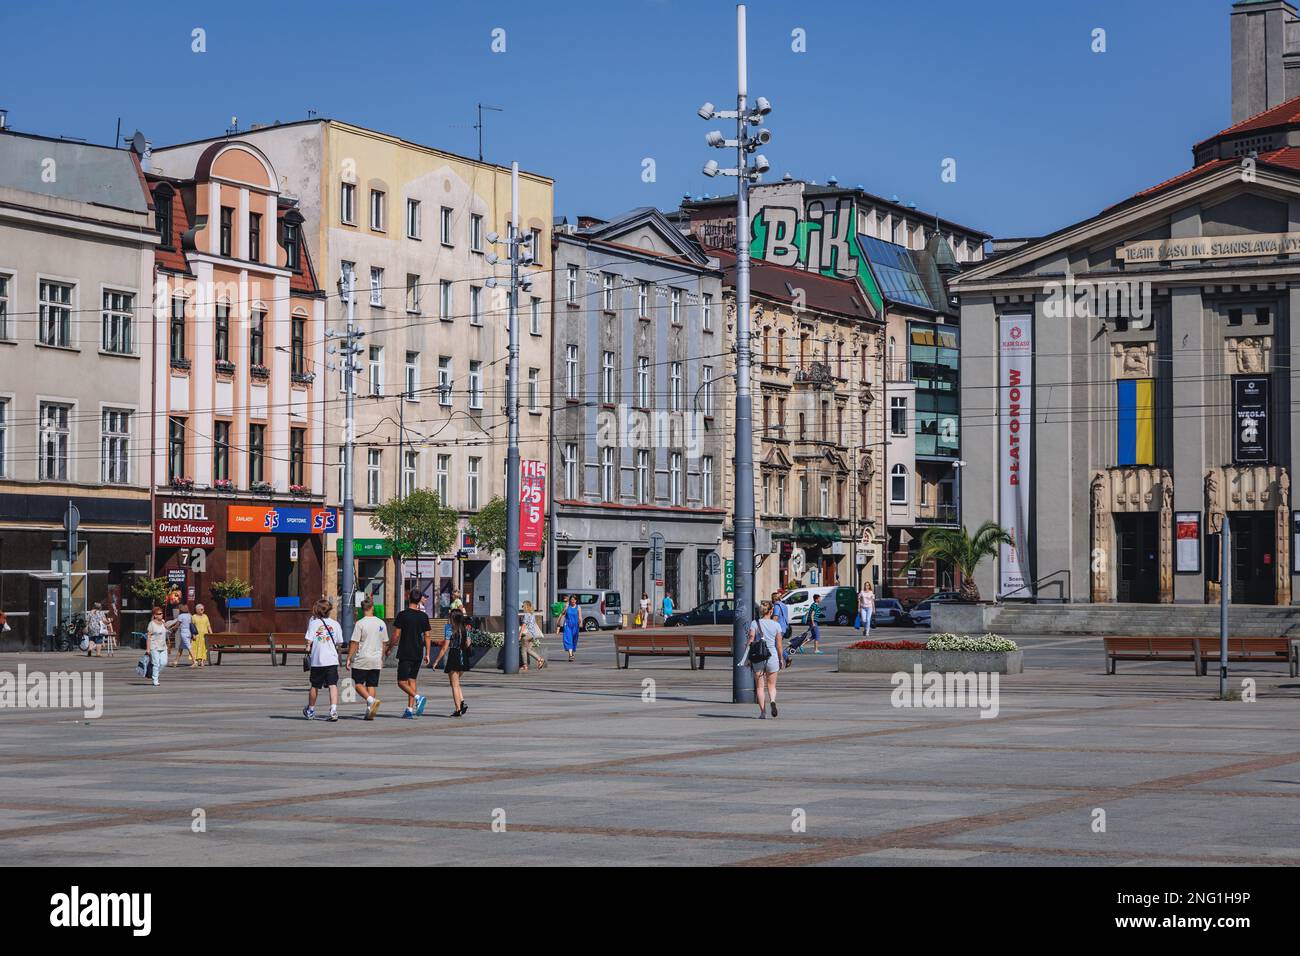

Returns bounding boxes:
[0,109,7,130]
[1231,0,1300,122]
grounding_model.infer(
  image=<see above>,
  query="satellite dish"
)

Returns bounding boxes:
[129,131,147,155]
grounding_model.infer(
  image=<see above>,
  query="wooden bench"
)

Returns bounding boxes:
[1198,637,1297,676]
[691,635,734,669]
[208,632,276,665]
[271,632,308,667]
[614,633,691,668]
[1104,636,1202,674]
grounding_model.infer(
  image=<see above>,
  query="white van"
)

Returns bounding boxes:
[779,586,837,626]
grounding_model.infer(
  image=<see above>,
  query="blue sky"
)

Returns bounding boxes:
[1,0,1234,238]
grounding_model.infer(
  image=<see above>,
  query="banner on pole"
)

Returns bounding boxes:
[998,313,1033,598]
[520,459,547,552]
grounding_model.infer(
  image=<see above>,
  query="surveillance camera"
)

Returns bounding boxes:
[697,102,715,120]
[486,231,499,245]
[752,154,770,175]
[753,128,772,146]
[485,277,498,288]
[753,96,772,116]
[702,160,720,178]
[705,131,725,148]
[485,252,499,265]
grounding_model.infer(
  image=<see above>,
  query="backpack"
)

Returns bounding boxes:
[748,631,771,663]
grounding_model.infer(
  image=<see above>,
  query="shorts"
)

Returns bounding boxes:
[750,656,780,674]
[396,659,421,682]
[351,668,380,687]
[309,665,339,689]
[90,634,104,644]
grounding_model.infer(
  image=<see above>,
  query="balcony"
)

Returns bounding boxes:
[914,503,959,526]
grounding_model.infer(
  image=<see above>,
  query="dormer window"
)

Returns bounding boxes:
[281,214,303,272]
[154,184,174,250]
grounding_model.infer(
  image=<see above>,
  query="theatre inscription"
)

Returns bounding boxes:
[1119,232,1300,263]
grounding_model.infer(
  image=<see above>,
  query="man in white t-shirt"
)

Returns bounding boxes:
[303,598,344,722]
[345,598,388,720]
[858,583,876,637]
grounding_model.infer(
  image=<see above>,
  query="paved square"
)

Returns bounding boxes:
[2,631,1298,866]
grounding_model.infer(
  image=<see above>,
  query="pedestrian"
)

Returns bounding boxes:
[302,598,344,721]
[190,603,212,667]
[172,604,195,666]
[639,592,650,628]
[744,601,783,719]
[449,589,464,613]
[390,588,432,719]
[346,598,387,720]
[561,594,581,662]
[85,602,107,657]
[144,606,177,686]
[662,592,674,622]
[858,582,875,637]
[771,591,790,643]
[800,594,823,654]
[432,608,472,716]
[519,601,546,671]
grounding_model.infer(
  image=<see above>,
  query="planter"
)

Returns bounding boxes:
[225,597,253,610]
[838,648,1023,675]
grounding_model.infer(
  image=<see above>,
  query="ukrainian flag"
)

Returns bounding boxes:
[1117,378,1154,466]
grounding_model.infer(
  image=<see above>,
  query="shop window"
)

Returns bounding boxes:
[275,537,302,605]
[227,535,253,586]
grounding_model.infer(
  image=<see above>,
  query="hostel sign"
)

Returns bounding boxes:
[155,500,217,547]
[1118,232,1300,263]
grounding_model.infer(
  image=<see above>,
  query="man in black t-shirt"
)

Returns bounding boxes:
[389,590,432,718]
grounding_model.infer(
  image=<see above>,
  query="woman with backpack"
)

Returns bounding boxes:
[433,609,472,717]
[744,600,783,719]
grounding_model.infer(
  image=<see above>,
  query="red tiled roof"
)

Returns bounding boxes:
[1194,93,1300,148]
[146,176,192,275]
[1107,146,1300,212]
[708,247,875,321]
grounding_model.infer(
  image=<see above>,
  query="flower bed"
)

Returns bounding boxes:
[927,633,1018,653]
[839,632,1022,675]
[848,639,928,650]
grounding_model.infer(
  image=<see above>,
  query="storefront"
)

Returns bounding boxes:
[154,495,334,632]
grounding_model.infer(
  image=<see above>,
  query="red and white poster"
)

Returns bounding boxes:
[999,314,1032,597]
[519,459,547,552]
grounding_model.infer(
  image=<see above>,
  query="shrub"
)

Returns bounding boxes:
[926,633,1018,652]
[211,578,252,601]
[131,576,171,606]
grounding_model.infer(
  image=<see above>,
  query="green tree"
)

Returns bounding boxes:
[902,521,1014,603]
[371,489,460,573]
[131,575,171,607]
[467,495,547,556]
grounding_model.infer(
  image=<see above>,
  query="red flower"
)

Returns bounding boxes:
[847,640,928,650]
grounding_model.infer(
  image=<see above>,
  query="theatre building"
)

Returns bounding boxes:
[952,92,1300,606]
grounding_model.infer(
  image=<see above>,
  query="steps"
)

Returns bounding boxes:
[933,602,1300,637]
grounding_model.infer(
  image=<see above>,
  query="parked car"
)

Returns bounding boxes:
[780,585,858,626]
[666,599,735,627]
[868,598,910,627]
[554,589,622,630]
[906,596,957,628]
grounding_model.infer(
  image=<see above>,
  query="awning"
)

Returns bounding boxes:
[792,519,841,543]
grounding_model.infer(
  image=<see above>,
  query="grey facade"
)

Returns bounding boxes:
[550,209,725,620]
[1231,0,1300,123]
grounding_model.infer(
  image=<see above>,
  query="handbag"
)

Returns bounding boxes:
[302,654,311,672]
[136,654,151,678]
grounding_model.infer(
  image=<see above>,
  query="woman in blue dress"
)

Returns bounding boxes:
[562,595,581,662]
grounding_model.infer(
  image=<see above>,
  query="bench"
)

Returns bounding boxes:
[1104,636,1202,674]
[613,632,735,670]
[208,632,276,665]
[690,635,734,669]
[271,632,308,667]
[1198,637,1297,676]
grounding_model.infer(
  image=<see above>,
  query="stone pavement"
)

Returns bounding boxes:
[1,628,1297,866]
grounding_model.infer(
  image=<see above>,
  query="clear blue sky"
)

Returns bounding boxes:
[1,0,1234,238]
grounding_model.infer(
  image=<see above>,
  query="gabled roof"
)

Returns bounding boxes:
[0,129,151,214]
[710,248,877,322]
[1194,92,1300,148]
[573,206,712,267]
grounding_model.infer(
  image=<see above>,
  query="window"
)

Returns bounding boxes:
[470,214,483,251]
[103,290,134,354]
[763,475,771,513]
[402,449,418,497]
[638,282,648,318]
[283,219,301,271]
[370,267,384,306]
[407,199,421,239]
[702,456,714,507]
[369,189,385,231]
[436,454,450,503]
[0,398,7,476]
[702,366,714,416]
[670,288,682,324]
[820,477,831,517]
[367,449,382,505]
[837,404,844,445]
[528,368,540,411]
[248,424,265,484]
[891,396,908,436]
[404,351,419,398]
[567,265,578,303]
[340,182,356,224]
[467,457,481,509]
[291,317,306,377]
[565,345,579,400]
[290,428,305,487]
[219,206,233,256]
[438,357,452,406]
[406,274,420,313]
[166,414,184,482]
[778,476,786,514]
[799,476,808,515]
[248,212,261,263]
[0,273,8,340]
[39,280,72,347]
[250,310,265,367]
[156,189,173,248]
[439,280,452,320]
[595,548,614,590]
[470,285,482,325]
[563,443,578,498]
[601,447,615,501]
[602,273,616,311]
[215,302,230,361]
[530,227,543,265]
[101,408,130,484]
[670,362,682,411]
[214,420,230,481]
[369,346,383,397]
[637,356,650,408]
[776,329,785,367]
[530,296,541,335]
[440,206,453,245]
[635,450,650,503]
[1227,308,1242,327]
[602,351,615,404]
[702,292,714,331]
[670,452,683,506]
[468,361,483,409]
[167,294,184,363]
[890,464,909,504]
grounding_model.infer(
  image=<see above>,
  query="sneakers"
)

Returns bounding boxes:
[366,698,381,721]
[402,708,415,719]
[302,706,315,720]
[814,648,823,654]
[327,711,338,722]
[770,702,779,718]
[414,695,427,716]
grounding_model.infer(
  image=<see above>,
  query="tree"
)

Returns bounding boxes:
[466,496,547,557]
[902,520,1014,603]
[371,489,460,578]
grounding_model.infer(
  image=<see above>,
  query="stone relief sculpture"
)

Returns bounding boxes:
[1090,472,1108,604]
[1227,336,1267,374]
[1122,344,1151,376]
[1205,470,1222,533]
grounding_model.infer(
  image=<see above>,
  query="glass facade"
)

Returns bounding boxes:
[909,322,960,458]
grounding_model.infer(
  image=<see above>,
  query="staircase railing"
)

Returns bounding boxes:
[997,568,1071,604]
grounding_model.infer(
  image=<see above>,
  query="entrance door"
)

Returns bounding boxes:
[1230,512,1276,605]
[1114,513,1159,603]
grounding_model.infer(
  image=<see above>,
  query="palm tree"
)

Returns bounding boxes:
[902,521,1013,603]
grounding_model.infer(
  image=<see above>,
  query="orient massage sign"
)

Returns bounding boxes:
[155,501,217,548]
[1118,232,1300,263]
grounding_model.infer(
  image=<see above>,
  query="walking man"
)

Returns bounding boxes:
[302,598,344,721]
[346,598,387,719]
[390,589,432,719]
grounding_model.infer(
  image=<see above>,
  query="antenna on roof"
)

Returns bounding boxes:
[226,115,239,135]
[307,108,318,119]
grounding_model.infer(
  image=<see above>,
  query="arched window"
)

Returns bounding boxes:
[890,464,909,504]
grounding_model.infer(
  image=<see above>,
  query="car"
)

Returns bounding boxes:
[868,598,909,627]
[779,585,858,626]
[905,596,958,628]
[554,589,622,630]
[666,599,735,627]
